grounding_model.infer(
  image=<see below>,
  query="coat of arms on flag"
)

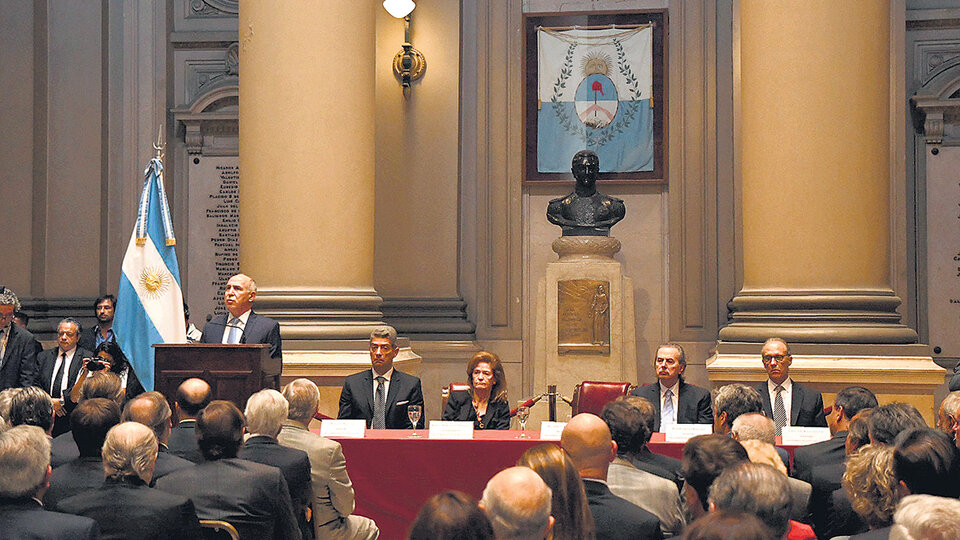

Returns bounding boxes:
[536,24,654,174]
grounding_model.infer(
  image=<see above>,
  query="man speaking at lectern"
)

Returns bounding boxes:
[201,274,283,371]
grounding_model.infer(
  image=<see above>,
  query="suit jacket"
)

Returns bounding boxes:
[0,323,39,389]
[239,435,313,538]
[167,419,202,463]
[807,460,848,539]
[36,346,93,437]
[153,446,194,482]
[819,486,868,539]
[849,525,892,539]
[631,380,713,432]
[201,311,283,360]
[607,458,685,537]
[583,478,664,540]
[630,447,684,492]
[51,430,80,468]
[792,431,847,484]
[77,325,115,355]
[441,390,511,429]
[156,456,301,540]
[338,369,425,429]
[57,475,203,540]
[0,497,99,540]
[277,420,367,538]
[46,457,107,510]
[755,380,827,428]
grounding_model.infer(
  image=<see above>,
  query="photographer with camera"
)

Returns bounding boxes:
[69,341,144,405]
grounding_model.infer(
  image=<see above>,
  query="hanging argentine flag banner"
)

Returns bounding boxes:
[537,25,653,173]
[114,156,187,391]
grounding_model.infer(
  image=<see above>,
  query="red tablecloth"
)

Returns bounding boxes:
[328,430,799,539]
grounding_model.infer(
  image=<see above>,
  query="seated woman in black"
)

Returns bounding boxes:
[69,340,145,404]
[442,351,510,429]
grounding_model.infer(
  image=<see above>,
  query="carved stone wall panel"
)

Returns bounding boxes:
[174,0,238,33]
[174,48,239,107]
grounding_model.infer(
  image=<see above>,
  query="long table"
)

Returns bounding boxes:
[329,430,800,539]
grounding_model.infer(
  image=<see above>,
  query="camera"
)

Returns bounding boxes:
[85,358,105,372]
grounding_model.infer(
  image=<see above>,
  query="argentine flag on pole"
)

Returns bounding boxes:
[114,155,186,391]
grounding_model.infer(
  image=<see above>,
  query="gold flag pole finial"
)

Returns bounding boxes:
[153,124,164,161]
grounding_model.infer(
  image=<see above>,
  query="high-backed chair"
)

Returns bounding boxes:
[199,520,240,540]
[441,383,471,414]
[571,381,634,416]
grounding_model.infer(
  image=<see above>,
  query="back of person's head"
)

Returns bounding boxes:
[8,386,54,434]
[713,384,763,430]
[848,409,874,455]
[175,378,212,418]
[601,396,652,455]
[282,378,320,422]
[408,490,496,540]
[101,422,159,484]
[731,413,776,445]
[835,386,879,421]
[843,444,899,529]
[121,391,172,442]
[560,413,615,476]
[0,425,51,499]
[480,466,554,540]
[681,510,775,540]
[889,494,960,540]
[869,403,926,446]
[708,462,792,538]
[196,400,245,460]
[739,439,787,476]
[517,444,595,540]
[71,398,122,457]
[81,371,123,404]
[893,428,960,498]
[0,387,21,424]
[244,389,288,438]
[682,434,749,513]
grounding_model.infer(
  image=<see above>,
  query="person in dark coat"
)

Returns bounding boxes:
[168,377,211,463]
[442,351,511,429]
[630,343,712,432]
[0,287,40,390]
[121,391,193,482]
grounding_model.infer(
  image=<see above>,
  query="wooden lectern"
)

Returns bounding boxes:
[153,344,281,409]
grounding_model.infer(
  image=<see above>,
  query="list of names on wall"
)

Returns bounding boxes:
[208,165,240,313]
[926,147,960,357]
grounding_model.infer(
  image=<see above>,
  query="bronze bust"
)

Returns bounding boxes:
[547,150,625,236]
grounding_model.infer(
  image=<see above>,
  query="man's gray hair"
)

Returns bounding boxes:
[481,467,553,540]
[102,422,159,482]
[282,378,320,422]
[713,384,764,426]
[709,461,792,538]
[58,317,82,334]
[370,326,398,348]
[9,386,54,433]
[941,392,960,420]
[0,425,51,498]
[0,288,19,310]
[244,389,288,437]
[889,494,960,540]
[121,392,172,440]
[0,388,21,424]
[732,412,777,445]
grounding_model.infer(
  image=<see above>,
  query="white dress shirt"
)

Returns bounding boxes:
[220,309,251,344]
[767,378,793,425]
[49,346,78,397]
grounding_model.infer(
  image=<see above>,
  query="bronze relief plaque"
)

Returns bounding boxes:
[558,279,611,355]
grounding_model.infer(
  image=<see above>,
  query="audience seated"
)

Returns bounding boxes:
[708,462,815,540]
[480,466,555,540]
[731,412,790,471]
[8,385,54,435]
[517,443,596,540]
[889,494,960,540]
[408,490,495,540]
[892,428,960,499]
[816,409,875,539]
[712,383,764,436]
[844,445,899,539]
[561,413,663,540]
[121,391,193,482]
[936,391,960,447]
[868,403,926,447]
[57,421,203,539]
[794,386,877,484]
[732,414,810,522]
[610,395,684,489]
[45,398,121,510]
[155,400,301,540]
[168,377,210,463]
[239,389,313,539]
[51,373,124,468]
[0,387,17,432]
[278,378,378,540]
[0,425,100,539]
[680,511,773,540]
[680,434,748,523]
[601,396,685,537]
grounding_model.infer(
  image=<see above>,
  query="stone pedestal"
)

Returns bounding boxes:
[533,236,637,424]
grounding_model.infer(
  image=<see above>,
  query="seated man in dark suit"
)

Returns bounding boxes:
[709,462,815,540]
[168,377,211,463]
[0,424,99,539]
[604,395,683,490]
[754,338,827,435]
[0,287,40,390]
[200,274,282,386]
[122,391,193,482]
[46,398,121,509]
[561,413,663,540]
[58,421,203,539]
[338,326,425,429]
[712,383,764,436]
[239,389,312,539]
[77,294,118,352]
[631,343,712,432]
[156,400,301,540]
[36,318,94,437]
[479,466,554,540]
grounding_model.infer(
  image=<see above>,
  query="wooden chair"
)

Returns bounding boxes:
[199,520,240,540]
[571,381,635,416]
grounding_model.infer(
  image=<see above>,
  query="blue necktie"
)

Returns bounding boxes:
[663,388,675,425]
[226,317,241,344]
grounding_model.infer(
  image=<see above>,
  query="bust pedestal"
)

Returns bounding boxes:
[532,236,637,425]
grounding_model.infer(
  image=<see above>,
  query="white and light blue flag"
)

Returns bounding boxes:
[537,25,653,173]
[114,157,186,391]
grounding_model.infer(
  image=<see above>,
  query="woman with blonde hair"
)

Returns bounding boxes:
[517,443,596,540]
[844,444,900,532]
[442,351,510,429]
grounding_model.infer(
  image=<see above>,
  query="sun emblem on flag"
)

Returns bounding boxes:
[138,266,171,299]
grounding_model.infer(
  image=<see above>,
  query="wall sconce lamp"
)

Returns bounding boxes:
[383,0,426,90]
